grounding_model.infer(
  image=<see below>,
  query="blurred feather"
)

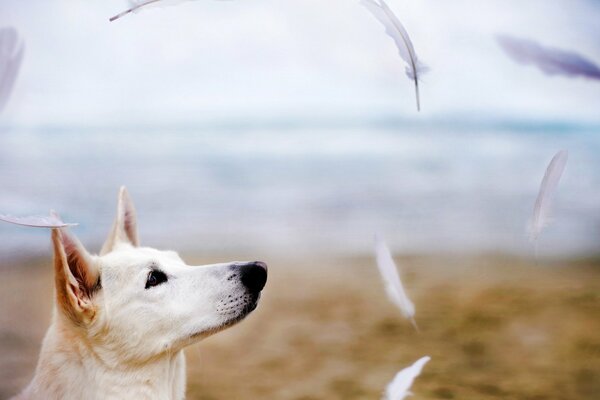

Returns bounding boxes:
[529,150,568,247]
[111,0,211,22]
[360,0,428,111]
[497,35,600,80]
[111,0,174,22]
[383,356,431,400]
[110,0,230,22]
[374,233,418,331]
[0,27,24,113]
[0,211,77,228]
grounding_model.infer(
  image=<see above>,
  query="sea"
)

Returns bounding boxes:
[1,118,599,261]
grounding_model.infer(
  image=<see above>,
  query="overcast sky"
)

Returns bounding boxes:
[1,0,599,126]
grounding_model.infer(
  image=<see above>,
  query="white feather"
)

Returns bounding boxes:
[110,0,231,22]
[529,150,568,244]
[496,35,600,80]
[0,211,77,228]
[383,356,431,400]
[0,27,24,113]
[360,0,428,111]
[374,233,418,331]
[111,0,178,21]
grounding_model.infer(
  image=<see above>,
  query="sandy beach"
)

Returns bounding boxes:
[1,252,598,399]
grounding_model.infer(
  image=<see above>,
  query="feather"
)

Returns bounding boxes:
[383,356,431,400]
[496,35,600,80]
[0,27,24,113]
[374,233,418,331]
[110,0,231,22]
[111,0,170,22]
[529,150,568,247]
[0,211,77,228]
[360,0,428,111]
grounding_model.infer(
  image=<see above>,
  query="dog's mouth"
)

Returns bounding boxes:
[188,294,261,340]
[218,293,260,327]
[220,297,259,327]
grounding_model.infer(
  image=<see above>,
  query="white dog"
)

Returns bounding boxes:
[13,187,267,400]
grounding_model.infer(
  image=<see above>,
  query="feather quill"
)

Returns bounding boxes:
[383,356,431,400]
[111,0,172,21]
[0,27,24,113]
[529,150,568,249]
[110,0,231,22]
[360,0,428,111]
[497,35,600,80]
[374,233,418,331]
[0,211,77,228]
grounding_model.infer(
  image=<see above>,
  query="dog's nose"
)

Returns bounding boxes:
[238,261,267,293]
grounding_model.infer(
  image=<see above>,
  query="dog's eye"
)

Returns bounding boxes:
[145,270,168,289]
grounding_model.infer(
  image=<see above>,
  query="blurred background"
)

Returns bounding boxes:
[0,1,599,399]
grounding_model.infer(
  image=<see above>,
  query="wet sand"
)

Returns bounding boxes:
[1,253,599,399]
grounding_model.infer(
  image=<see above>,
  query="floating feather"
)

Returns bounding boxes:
[0,211,77,228]
[374,233,418,331]
[360,0,428,111]
[111,0,171,21]
[110,0,229,22]
[0,27,24,113]
[383,356,431,400]
[529,150,568,251]
[496,35,600,80]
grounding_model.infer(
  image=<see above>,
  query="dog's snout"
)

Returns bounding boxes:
[238,261,267,293]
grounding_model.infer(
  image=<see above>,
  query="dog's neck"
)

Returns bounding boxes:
[20,315,186,400]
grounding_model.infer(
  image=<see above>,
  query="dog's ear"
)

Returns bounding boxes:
[52,228,100,324]
[101,186,139,255]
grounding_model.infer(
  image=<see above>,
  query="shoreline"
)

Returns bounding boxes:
[1,253,598,399]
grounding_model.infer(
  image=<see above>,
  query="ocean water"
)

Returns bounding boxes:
[0,119,599,260]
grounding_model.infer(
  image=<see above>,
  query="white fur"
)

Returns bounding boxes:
[13,187,265,400]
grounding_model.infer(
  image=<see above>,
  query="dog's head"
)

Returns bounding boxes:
[51,187,267,363]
